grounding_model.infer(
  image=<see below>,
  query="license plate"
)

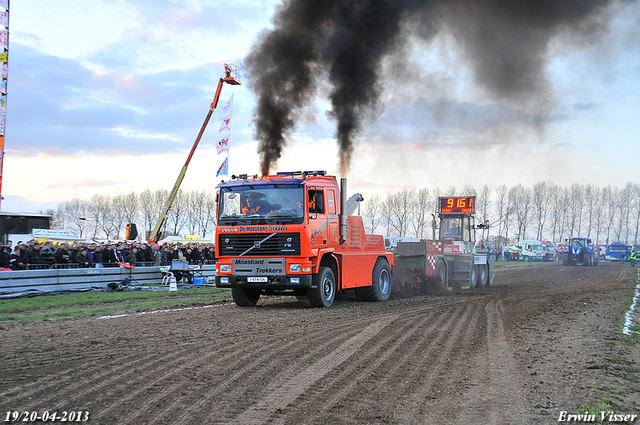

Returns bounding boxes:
[247,277,268,283]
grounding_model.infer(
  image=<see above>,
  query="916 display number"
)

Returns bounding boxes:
[439,196,475,214]
[4,411,89,422]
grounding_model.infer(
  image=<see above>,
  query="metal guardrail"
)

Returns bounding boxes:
[0,264,217,295]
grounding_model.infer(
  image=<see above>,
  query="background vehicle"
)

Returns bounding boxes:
[606,242,632,261]
[541,240,559,261]
[214,171,394,308]
[514,240,545,261]
[563,237,600,266]
[396,196,492,291]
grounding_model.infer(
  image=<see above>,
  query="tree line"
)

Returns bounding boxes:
[361,182,640,247]
[47,181,640,247]
[49,189,217,241]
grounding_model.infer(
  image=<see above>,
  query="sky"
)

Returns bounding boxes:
[2,0,640,214]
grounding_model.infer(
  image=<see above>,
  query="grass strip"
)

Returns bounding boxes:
[0,287,232,322]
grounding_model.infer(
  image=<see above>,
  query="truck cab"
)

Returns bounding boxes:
[214,171,394,307]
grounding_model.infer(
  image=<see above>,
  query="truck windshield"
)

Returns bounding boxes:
[218,185,305,225]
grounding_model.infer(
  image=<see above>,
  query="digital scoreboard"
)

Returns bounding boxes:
[438,196,475,214]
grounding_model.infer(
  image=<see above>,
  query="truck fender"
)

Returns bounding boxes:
[316,252,340,289]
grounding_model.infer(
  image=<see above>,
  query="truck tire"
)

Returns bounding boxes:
[232,288,260,306]
[435,260,448,293]
[308,266,336,308]
[583,253,592,266]
[470,265,479,288]
[355,258,392,302]
[477,264,488,288]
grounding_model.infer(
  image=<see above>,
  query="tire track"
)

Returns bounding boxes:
[1,346,177,412]
[224,316,399,425]
[138,316,373,425]
[394,300,482,424]
[303,307,454,423]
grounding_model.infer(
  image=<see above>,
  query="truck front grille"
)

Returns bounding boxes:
[218,233,301,256]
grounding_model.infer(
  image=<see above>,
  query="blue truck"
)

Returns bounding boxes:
[605,242,632,261]
[562,237,600,266]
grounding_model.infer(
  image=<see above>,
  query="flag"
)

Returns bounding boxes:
[0,0,7,11]
[0,28,7,49]
[222,93,233,115]
[0,11,7,27]
[216,135,230,155]
[216,157,228,177]
[219,115,231,132]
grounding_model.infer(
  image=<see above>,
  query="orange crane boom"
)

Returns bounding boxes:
[148,64,241,243]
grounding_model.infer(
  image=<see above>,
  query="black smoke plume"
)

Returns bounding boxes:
[245,0,621,176]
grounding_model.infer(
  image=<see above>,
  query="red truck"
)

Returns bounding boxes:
[214,171,394,307]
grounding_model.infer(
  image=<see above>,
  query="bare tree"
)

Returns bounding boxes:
[494,185,508,247]
[363,194,384,234]
[476,185,491,243]
[166,189,188,237]
[111,194,130,240]
[88,194,113,240]
[410,188,431,240]
[532,182,550,241]
[510,185,532,241]
[631,183,640,245]
[566,184,584,237]
[548,184,562,242]
[591,186,605,245]
[602,186,618,245]
[387,189,413,237]
[581,184,600,240]
[140,189,164,241]
[617,183,633,243]
[201,191,217,238]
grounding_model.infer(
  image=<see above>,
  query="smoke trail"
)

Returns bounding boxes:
[245,0,621,176]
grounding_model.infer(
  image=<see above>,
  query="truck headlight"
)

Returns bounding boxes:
[219,264,231,273]
[289,263,301,273]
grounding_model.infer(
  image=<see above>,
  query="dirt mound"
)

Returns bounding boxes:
[391,268,445,298]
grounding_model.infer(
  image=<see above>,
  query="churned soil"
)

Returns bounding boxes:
[0,261,639,424]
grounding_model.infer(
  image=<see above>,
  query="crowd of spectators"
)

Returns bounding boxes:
[0,240,216,271]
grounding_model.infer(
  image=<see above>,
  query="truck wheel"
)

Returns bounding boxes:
[470,265,479,288]
[583,253,592,266]
[232,288,260,306]
[435,260,448,292]
[308,266,336,308]
[356,258,392,302]
[477,264,489,287]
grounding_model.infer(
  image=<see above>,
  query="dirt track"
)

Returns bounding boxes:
[1,262,639,424]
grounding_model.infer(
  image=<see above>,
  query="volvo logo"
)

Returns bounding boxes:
[225,238,230,244]
[254,241,261,248]
[287,237,292,243]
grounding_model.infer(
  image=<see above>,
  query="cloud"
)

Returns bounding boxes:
[46,179,120,190]
[5,44,250,158]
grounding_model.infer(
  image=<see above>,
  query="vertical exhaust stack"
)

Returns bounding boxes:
[340,178,348,245]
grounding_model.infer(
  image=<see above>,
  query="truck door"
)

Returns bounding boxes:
[326,189,338,245]
[308,188,328,246]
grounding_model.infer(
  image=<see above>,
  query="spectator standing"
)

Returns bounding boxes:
[93,245,104,267]
[54,243,71,266]
[41,242,56,267]
[29,243,44,267]
[74,249,91,268]
[152,245,162,266]
[0,245,10,267]
[7,247,26,270]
